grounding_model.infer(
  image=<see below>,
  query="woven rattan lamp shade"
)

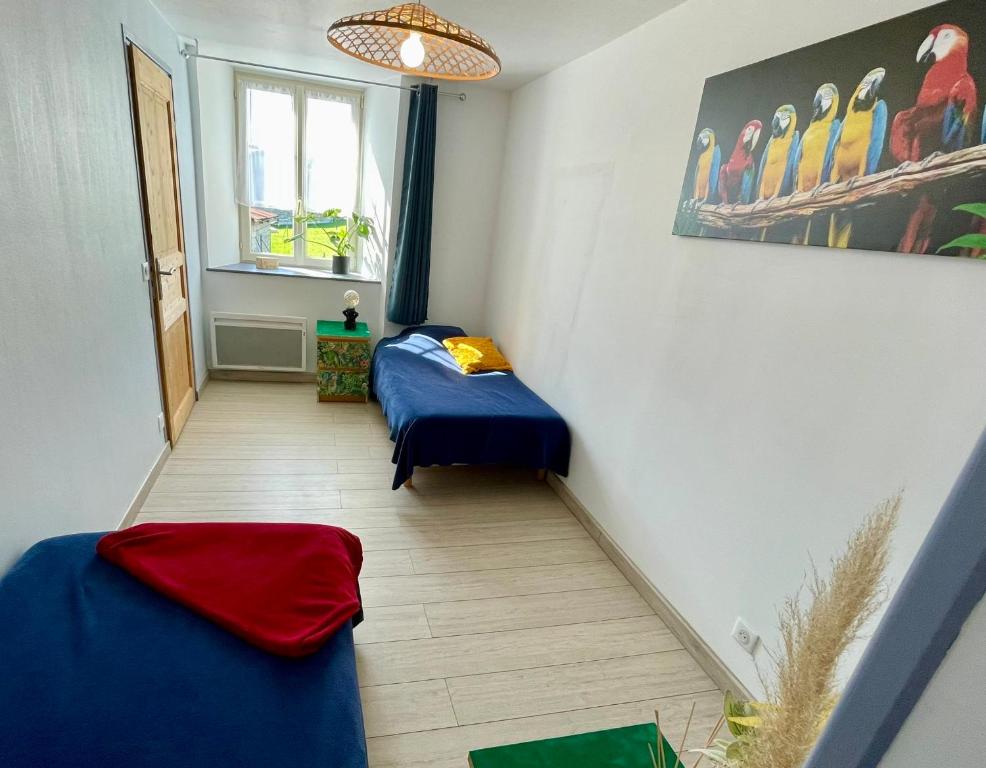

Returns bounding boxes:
[327,3,500,81]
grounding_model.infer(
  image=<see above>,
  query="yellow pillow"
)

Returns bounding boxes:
[442,336,513,374]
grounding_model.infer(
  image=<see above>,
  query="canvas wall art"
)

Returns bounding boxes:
[673,0,986,258]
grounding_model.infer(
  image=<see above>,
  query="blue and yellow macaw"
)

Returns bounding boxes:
[755,105,799,240]
[793,84,841,243]
[756,105,800,201]
[795,84,841,192]
[827,68,887,248]
[691,128,721,204]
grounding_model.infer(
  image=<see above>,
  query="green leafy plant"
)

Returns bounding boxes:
[289,208,374,260]
[937,203,986,257]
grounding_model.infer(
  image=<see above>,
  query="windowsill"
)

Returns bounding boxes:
[207,262,381,284]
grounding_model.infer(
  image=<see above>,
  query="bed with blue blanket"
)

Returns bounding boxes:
[371,325,571,489]
[0,533,368,768]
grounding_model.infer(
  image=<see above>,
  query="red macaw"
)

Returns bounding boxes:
[891,24,978,254]
[717,120,763,205]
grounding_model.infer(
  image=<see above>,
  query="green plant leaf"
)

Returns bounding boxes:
[953,203,986,219]
[936,233,986,253]
[723,691,762,737]
[726,716,762,729]
[725,740,746,760]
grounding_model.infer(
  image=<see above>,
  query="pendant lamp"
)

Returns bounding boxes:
[327,3,500,81]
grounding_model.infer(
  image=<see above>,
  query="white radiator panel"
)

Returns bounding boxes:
[210,313,307,372]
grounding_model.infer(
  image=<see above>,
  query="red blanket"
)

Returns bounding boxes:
[97,522,363,657]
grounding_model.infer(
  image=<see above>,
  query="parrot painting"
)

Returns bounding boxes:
[756,105,800,201]
[717,120,763,205]
[826,67,888,248]
[793,84,841,243]
[691,128,721,204]
[891,25,978,254]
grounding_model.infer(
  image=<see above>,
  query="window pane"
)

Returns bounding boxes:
[304,214,347,261]
[249,206,293,256]
[244,84,295,211]
[304,91,359,216]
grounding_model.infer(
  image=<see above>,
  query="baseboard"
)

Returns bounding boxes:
[208,369,316,383]
[119,442,171,530]
[196,368,210,395]
[547,473,753,700]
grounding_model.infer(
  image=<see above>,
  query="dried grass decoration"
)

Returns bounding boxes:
[680,493,901,768]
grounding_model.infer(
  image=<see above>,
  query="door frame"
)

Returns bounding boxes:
[121,27,199,443]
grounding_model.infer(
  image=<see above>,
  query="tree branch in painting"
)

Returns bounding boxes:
[686,144,986,231]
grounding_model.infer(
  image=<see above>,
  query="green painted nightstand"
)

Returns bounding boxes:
[468,723,678,767]
[315,320,371,403]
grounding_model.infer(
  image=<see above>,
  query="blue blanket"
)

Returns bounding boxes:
[371,325,571,488]
[0,534,368,768]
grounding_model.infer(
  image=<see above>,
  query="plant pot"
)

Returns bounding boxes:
[332,255,349,275]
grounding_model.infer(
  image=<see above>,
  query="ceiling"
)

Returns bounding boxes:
[154,0,686,90]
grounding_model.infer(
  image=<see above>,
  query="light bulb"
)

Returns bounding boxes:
[399,31,425,68]
[344,290,360,308]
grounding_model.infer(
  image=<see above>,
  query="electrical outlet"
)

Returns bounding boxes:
[732,617,760,655]
[157,413,166,435]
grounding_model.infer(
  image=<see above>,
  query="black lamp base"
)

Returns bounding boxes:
[343,308,359,331]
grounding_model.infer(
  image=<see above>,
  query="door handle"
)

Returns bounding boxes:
[158,267,176,276]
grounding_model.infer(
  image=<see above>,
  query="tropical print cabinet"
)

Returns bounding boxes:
[316,320,371,403]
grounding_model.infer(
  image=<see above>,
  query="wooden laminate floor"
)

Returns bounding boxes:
[137,381,722,767]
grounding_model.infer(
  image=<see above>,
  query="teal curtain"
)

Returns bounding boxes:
[387,84,438,325]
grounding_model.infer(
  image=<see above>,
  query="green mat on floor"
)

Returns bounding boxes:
[468,722,681,767]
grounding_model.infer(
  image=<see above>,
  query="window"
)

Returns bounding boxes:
[235,73,363,270]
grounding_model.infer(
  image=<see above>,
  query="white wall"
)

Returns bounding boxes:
[484,0,986,693]
[0,0,205,571]
[877,593,986,766]
[426,84,509,334]
[192,43,401,360]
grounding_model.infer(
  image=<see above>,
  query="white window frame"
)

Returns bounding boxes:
[234,71,364,270]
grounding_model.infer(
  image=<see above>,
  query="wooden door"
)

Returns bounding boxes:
[128,43,195,443]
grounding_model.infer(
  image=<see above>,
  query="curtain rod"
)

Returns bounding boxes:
[182,51,467,101]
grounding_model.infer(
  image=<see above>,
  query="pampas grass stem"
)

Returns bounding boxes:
[743,493,901,768]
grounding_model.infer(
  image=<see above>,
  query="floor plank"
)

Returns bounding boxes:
[360,680,458,738]
[424,586,654,637]
[355,605,432,645]
[446,651,714,725]
[362,550,415,578]
[360,561,628,608]
[355,616,680,686]
[141,489,342,512]
[138,503,571,530]
[151,473,397,493]
[409,537,608,574]
[351,518,590,552]
[342,486,559,509]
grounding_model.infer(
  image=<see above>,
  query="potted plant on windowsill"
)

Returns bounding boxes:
[290,208,374,275]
